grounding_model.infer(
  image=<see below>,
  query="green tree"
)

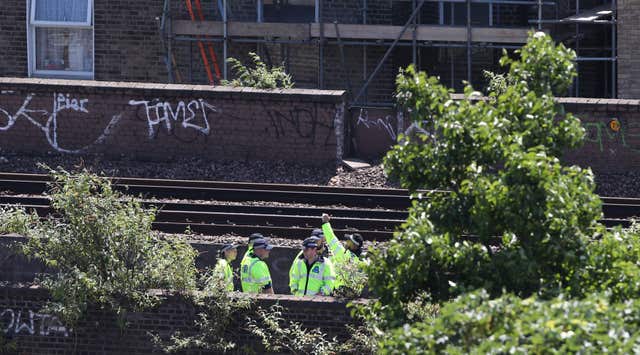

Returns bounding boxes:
[368,32,602,325]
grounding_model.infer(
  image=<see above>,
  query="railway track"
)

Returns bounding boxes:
[0,173,638,241]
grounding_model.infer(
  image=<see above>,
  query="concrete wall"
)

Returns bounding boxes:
[0,285,357,354]
[0,78,345,165]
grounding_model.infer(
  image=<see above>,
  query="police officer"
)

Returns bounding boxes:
[321,214,364,262]
[242,232,265,265]
[289,234,320,282]
[289,237,336,296]
[321,213,365,287]
[241,238,274,294]
[311,228,330,258]
[214,244,237,291]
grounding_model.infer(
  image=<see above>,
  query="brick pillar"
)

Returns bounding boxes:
[617,0,640,99]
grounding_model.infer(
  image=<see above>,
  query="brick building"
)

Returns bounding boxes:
[0,0,630,105]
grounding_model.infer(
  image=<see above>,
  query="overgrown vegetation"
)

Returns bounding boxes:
[361,31,640,352]
[223,52,294,89]
[154,273,253,353]
[332,258,368,299]
[0,169,198,326]
[0,170,371,353]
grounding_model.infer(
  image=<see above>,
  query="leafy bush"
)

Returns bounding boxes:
[2,170,198,325]
[223,52,293,89]
[155,273,253,353]
[379,290,640,354]
[333,257,369,299]
[247,304,338,355]
[578,223,640,302]
[0,206,38,235]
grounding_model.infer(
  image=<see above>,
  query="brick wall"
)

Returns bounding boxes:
[0,78,345,165]
[0,285,358,354]
[0,235,302,294]
[560,98,640,173]
[617,0,640,99]
[0,0,28,78]
[94,0,168,83]
[354,97,640,174]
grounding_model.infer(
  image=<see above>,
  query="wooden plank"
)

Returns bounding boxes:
[316,23,531,43]
[174,20,532,43]
[173,20,310,39]
[173,20,223,36]
[472,27,532,43]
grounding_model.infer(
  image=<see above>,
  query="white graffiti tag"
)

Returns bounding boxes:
[0,308,70,337]
[128,99,216,138]
[0,92,121,153]
[356,109,397,141]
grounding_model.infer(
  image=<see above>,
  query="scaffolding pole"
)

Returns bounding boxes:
[363,0,368,103]
[611,0,617,98]
[466,0,472,84]
[411,0,418,68]
[318,0,325,89]
[223,0,228,80]
[167,0,618,105]
[351,0,427,106]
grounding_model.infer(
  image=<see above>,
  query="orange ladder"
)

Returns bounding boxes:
[186,0,222,85]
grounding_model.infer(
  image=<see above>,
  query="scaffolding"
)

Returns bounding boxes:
[159,0,618,106]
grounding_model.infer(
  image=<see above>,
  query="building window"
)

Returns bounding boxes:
[28,0,94,79]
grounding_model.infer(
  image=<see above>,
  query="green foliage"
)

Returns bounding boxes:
[379,290,640,354]
[247,304,338,355]
[500,31,576,97]
[156,274,253,353]
[333,258,368,299]
[223,52,294,89]
[0,206,38,235]
[372,32,600,319]
[482,70,515,97]
[7,169,198,325]
[578,223,640,302]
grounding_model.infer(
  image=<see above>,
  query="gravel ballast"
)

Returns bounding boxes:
[0,153,633,197]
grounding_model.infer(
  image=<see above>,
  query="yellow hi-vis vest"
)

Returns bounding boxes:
[241,253,272,293]
[322,222,364,287]
[214,258,234,291]
[289,255,336,296]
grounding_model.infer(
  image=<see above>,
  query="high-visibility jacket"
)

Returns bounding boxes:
[289,255,336,296]
[322,222,363,287]
[241,244,254,266]
[241,253,272,293]
[214,258,234,291]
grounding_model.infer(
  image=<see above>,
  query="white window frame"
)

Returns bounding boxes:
[27,0,95,79]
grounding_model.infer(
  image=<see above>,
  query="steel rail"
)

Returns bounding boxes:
[0,196,409,220]
[0,172,634,205]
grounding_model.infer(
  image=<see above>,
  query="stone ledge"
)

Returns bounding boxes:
[0,77,346,103]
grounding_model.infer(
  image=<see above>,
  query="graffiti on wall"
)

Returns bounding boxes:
[0,90,341,160]
[583,120,640,154]
[128,99,217,139]
[265,104,335,146]
[356,111,397,141]
[0,92,122,154]
[0,308,70,337]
